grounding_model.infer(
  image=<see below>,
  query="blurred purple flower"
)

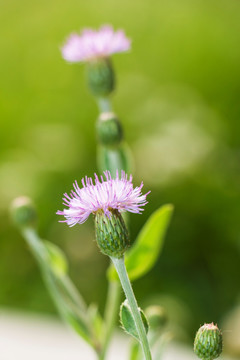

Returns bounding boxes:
[57,171,149,226]
[61,25,131,63]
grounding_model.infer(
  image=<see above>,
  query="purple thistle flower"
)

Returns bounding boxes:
[57,171,150,227]
[61,25,131,63]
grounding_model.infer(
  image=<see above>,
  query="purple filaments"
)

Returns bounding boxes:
[61,25,131,63]
[57,171,150,227]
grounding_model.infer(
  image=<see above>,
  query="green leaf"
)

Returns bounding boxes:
[21,228,95,347]
[120,300,149,341]
[87,303,103,339]
[108,204,173,281]
[44,241,68,276]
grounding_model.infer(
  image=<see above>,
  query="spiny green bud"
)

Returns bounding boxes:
[194,323,223,360]
[96,112,123,146]
[145,305,168,330]
[94,209,130,258]
[10,196,37,228]
[87,58,115,97]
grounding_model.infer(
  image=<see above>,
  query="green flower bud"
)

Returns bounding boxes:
[145,305,168,330]
[87,58,115,97]
[96,112,123,146]
[194,323,223,360]
[10,196,37,228]
[94,209,130,258]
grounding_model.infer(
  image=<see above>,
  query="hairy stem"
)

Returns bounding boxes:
[111,257,152,360]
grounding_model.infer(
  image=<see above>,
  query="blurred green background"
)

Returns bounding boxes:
[1,0,240,355]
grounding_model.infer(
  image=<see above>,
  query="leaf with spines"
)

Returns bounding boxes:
[120,300,149,341]
[108,204,173,281]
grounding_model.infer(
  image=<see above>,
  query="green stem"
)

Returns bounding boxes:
[98,281,121,360]
[22,228,72,315]
[97,97,112,113]
[111,257,152,360]
[21,227,95,346]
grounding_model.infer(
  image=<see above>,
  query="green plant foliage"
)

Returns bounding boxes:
[87,303,103,341]
[21,228,99,348]
[120,300,149,341]
[129,342,140,360]
[97,143,132,176]
[108,204,173,281]
[44,241,68,276]
[2,0,240,329]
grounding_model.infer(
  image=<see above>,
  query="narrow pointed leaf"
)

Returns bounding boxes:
[21,228,95,346]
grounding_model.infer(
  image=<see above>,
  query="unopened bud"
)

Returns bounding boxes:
[194,323,223,360]
[95,209,129,258]
[10,196,37,228]
[96,112,123,146]
[145,305,168,330]
[87,58,115,97]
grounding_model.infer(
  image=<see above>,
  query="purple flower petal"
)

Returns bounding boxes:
[61,25,131,63]
[57,171,150,226]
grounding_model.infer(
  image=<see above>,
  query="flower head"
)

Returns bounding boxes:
[57,171,149,227]
[194,323,223,360]
[61,25,131,63]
